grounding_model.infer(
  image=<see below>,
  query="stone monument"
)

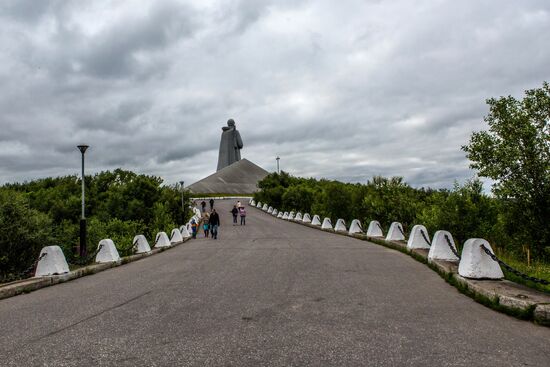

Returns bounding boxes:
[217,119,243,171]
[186,119,268,194]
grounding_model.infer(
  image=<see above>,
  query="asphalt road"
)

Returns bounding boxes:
[1,199,549,366]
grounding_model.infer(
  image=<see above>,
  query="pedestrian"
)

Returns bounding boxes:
[239,206,246,225]
[231,205,238,225]
[203,213,210,238]
[209,209,220,239]
[237,200,242,208]
[209,198,214,210]
[200,200,206,213]
[190,219,198,239]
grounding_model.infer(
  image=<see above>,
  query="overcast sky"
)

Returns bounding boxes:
[1,0,549,188]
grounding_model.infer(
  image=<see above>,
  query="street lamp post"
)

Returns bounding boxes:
[179,180,185,223]
[77,145,89,258]
[276,156,280,174]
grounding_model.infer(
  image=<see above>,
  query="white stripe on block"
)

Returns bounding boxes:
[385,222,405,241]
[428,230,459,261]
[170,228,184,244]
[334,219,347,232]
[133,235,151,254]
[34,246,69,277]
[95,239,120,263]
[311,215,321,226]
[407,225,431,249]
[180,225,191,238]
[321,218,333,230]
[349,219,363,234]
[367,220,383,237]
[458,238,504,279]
[154,232,171,248]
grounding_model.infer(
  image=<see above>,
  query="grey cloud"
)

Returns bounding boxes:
[1,0,549,190]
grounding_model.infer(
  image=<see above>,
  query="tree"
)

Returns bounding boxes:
[462,82,550,258]
[0,190,55,278]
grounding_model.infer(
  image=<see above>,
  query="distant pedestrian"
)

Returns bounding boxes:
[231,205,238,225]
[200,200,206,213]
[209,209,220,239]
[237,200,242,208]
[203,213,210,238]
[209,198,214,210]
[190,219,198,239]
[239,206,246,225]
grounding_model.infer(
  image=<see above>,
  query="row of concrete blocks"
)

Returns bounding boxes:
[250,199,503,280]
[33,224,197,278]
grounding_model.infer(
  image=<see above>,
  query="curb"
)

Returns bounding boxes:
[254,206,550,326]
[0,237,192,301]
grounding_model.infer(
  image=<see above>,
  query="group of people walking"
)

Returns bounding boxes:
[196,198,246,240]
[231,201,247,226]
[198,199,220,239]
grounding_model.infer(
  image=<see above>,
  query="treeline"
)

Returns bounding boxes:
[253,172,549,262]
[0,169,191,279]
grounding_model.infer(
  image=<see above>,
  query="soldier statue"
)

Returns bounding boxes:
[216,119,243,171]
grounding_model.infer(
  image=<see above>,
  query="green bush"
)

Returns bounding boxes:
[0,190,56,278]
[1,169,192,277]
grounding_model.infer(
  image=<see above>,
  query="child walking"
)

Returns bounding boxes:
[191,219,198,239]
[203,217,210,238]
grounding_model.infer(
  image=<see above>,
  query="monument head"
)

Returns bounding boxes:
[217,118,243,171]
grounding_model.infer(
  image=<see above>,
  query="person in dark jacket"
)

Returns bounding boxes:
[231,205,238,225]
[209,209,220,239]
[209,198,215,210]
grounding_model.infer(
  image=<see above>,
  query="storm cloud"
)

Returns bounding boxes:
[1,0,549,188]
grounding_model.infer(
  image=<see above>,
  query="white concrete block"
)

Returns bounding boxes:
[385,222,405,241]
[311,215,321,226]
[170,228,184,244]
[250,200,256,206]
[295,212,303,221]
[366,220,384,237]
[302,213,312,223]
[256,202,262,208]
[334,219,346,232]
[179,225,191,238]
[349,219,363,234]
[267,206,273,214]
[272,209,279,216]
[282,211,289,220]
[428,230,459,262]
[407,224,431,249]
[321,218,333,230]
[458,238,504,279]
[262,204,268,211]
[34,246,69,277]
[95,239,121,263]
[132,235,151,254]
[154,231,172,248]
[288,211,295,220]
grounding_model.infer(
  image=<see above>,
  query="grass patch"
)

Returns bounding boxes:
[492,252,550,294]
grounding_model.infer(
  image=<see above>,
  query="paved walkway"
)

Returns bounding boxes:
[1,199,549,366]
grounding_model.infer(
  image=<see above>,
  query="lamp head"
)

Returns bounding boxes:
[77,145,89,154]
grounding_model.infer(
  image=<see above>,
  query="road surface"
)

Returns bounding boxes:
[1,199,549,366]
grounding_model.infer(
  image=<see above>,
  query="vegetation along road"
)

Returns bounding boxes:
[1,199,549,366]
